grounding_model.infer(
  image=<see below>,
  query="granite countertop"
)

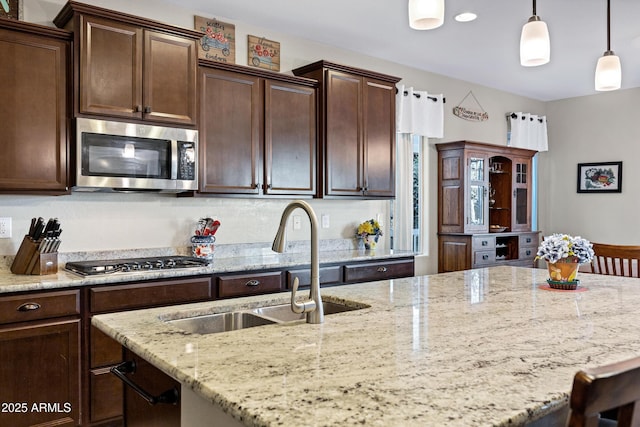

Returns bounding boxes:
[92,266,640,426]
[0,248,414,294]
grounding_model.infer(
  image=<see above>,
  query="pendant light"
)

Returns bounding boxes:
[408,0,445,30]
[519,0,550,66]
[595,0,621,91]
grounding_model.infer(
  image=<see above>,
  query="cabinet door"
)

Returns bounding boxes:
[0,319,80,427]
[199,67,261,194]
[466,152,489,233]
[325,70,364,196]
[511,157,532,232]
[0,27,69,193]
[144,30,197,125]
[362,78,396,197]
[80,15,143,119]
[264,80,316,195]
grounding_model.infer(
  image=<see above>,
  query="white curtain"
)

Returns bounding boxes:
[508,112,548,151]
[395,133,414,252]
[396,85,444,138]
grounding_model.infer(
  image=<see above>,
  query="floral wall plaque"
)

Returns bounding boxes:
[0,0,22,20]
[247,35,280,72]
[194,16,235,63]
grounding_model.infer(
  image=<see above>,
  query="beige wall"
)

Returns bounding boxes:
[2,0,546,274]
[540,88,640,244]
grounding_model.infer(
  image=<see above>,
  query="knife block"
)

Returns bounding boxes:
[10,235,58,275]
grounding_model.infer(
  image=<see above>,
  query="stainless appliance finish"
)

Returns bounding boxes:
[75,118,198,192]
[64,256,209,276]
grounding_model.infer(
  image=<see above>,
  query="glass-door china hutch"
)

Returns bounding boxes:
[436,141,539,273]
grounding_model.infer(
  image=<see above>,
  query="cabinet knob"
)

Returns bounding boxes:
[143,106,151,113]
[245,280,260,287]
[482,255,489,260]
[526,238,532,243]
[253,183,260,189]
[526,250,532,256]
[134,105,142,112]
[17,302,41,312]
[481,241,488,246]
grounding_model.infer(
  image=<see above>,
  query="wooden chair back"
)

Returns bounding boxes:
[568,356,640,426]
[590,243,640,278]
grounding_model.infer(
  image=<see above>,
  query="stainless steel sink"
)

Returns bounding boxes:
[167,311,275,335]
[252,301,364,323]
[165,300,368,335]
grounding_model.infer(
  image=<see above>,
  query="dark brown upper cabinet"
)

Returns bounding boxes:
[293,61,400,198]
[54,2,200,126]
[198,61,317,196]
[0,19,72,195]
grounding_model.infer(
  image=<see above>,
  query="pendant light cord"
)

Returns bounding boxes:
[532,0,537,16]
[606,0,611,52]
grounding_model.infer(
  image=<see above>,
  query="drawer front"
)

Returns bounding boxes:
[344,259,414,283]
[90,277,212,313]
[90,325,122,368]
[218,271,283,298]
[474,250,496,266]
[0,289,79,325]
[286,266,342,289]
[519,233,539,248]
[90,367,123,423]
[519,247,537,262]
[472,236,496,250]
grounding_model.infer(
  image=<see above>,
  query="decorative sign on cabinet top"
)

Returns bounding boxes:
[194,16,236,64]
[248,35,280,71]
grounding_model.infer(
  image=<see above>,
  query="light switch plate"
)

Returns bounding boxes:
[292,215,301,230]
[321,214,330,229]
[0,217,12,238]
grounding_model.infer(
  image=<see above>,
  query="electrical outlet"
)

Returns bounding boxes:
[0,217,12,238]
[292,215,301,230]
[321,214,330,229]
[376,213,384,227]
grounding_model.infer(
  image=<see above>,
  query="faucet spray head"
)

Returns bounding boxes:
[271,218,288,253]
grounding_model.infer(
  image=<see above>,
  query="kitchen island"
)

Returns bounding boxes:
[92,266,640,426]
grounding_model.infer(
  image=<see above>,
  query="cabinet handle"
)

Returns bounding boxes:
[111,361,179,405]
[481,240,488,246]
[482,255,489,260]
[143,106,151,113]
[134,105,142,112]
[526,250,532,256]
[376,266,388,273]
[253,183,260,189]
[245,280,260,287]
[526,238,532,243]
[17,302,41,312]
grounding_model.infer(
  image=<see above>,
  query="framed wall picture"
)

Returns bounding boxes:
[247,35,280,71]
[0,0,23,20]
[194,16,235,63]
[577,161,623,193]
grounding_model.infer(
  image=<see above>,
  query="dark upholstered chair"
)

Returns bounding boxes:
[589,243,640,278]
[567,356,640,426]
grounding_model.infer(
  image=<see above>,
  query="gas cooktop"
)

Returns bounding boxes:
[64,256,210,276]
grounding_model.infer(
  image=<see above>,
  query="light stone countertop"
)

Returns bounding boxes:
[0,248,413,294]
[92,266,640,426]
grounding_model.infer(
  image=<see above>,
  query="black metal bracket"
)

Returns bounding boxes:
[111,360,179,405]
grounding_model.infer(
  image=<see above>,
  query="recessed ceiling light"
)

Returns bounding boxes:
[454,12,477,23]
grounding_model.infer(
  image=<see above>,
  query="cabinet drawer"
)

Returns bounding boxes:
[519,233,539,248]
[344,259,414,283]
[0,289,79,325]
[519,247,537,261]
[90,277,212,313]
[472,236,496,250]
[474,251,496,266]
[218,271,283,298]
[286,266,342,289]
[91,325,122,368]
[90,366,123,423]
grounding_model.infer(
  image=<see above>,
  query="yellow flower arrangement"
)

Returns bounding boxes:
[356,219,382,237]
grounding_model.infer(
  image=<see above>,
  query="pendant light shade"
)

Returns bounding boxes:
[408,0,445,30]
[520,1,550,66]
[595,0,621,91]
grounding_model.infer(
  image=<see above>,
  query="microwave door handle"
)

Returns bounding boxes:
[170,140,178,180]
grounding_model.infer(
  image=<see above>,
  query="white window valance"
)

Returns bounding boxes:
[396,85,444,138]
[507,112,548,152]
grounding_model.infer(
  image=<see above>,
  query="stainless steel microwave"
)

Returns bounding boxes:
[75,118,198,192]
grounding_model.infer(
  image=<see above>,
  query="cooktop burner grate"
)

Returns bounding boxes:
[64,256,210,276]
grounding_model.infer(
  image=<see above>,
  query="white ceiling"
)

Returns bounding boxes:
[165,0,640,102]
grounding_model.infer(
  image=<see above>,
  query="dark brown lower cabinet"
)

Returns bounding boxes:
[0,319,81,427]
[121,349,180,427]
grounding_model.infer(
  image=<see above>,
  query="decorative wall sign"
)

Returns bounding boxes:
[453,90,489,122]
[194,16,236,63]
[0,0,22,20]
[248,35,280,71]
[577,161,622,193]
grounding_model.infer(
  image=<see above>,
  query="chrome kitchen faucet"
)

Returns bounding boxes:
[272,200,324,324]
